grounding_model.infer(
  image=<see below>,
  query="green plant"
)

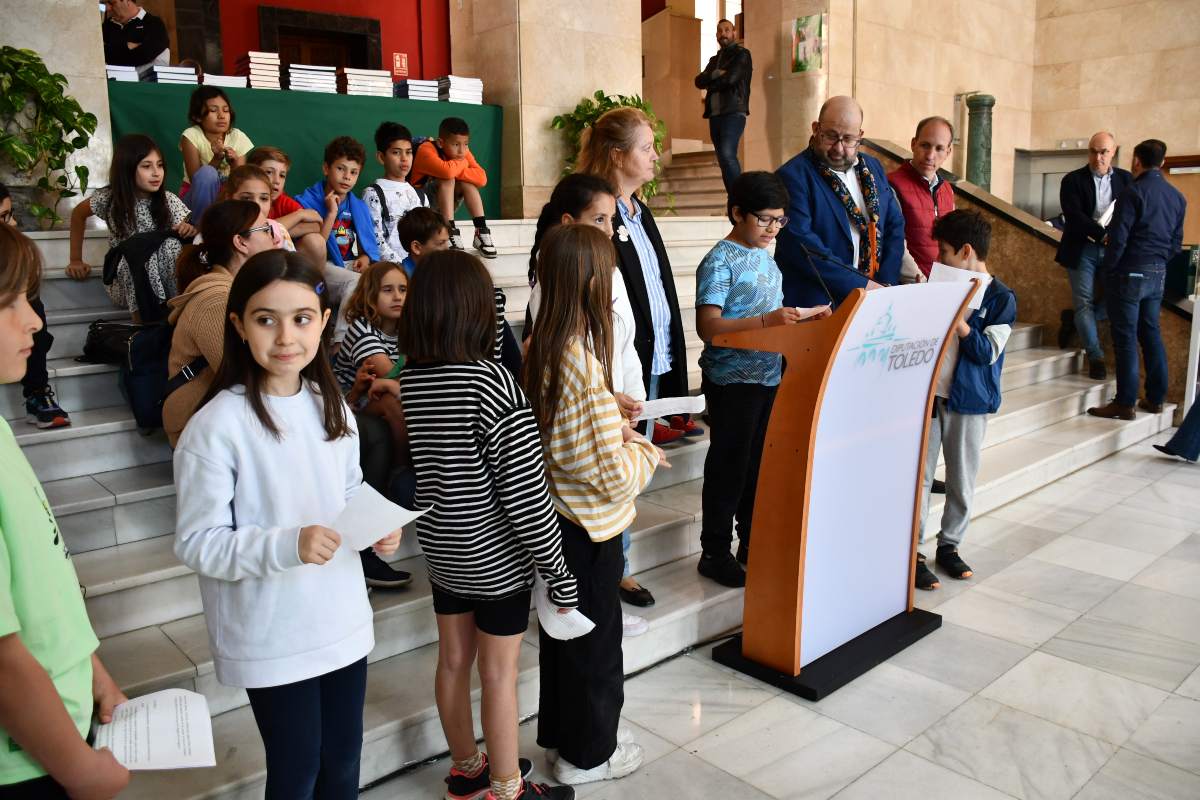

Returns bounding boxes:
[551,90,671,205]
[0,47,98,227]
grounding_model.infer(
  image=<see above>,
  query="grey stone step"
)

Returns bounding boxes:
[658,176,726,194]
[1,359,124,420]
[38,268,114,312]
[15,405,172,483]
[1000,347,1083,391]
[25,228,108,269]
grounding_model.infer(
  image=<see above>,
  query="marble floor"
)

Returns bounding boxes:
[362,432,1200,800]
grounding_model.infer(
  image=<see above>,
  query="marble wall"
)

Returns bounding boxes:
[1032,0,1200,158]
[0,1,114,225]
[450,0,643,219]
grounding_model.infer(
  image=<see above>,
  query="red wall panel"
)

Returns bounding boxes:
[219,0,451,79]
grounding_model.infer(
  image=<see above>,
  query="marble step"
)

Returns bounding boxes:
[928,403,1176,523]
[15,405,172,483]
[656,176,726,194]
[25,228,108,270]
[0,359,123,420]
[1000,347,1083,392]
[662,164,724,181]
[38,266,115,311]
[114,551,739,799]
[45,305,130,362]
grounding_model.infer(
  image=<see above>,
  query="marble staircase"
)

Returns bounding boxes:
[648,151,727,217]
[11,219,1174,798]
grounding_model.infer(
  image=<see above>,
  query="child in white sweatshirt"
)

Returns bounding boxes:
[173,249,400,798]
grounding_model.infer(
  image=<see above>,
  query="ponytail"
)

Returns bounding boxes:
[528,173,617,286]
[175,199,261,292]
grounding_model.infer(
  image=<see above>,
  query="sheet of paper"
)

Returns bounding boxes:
[634,394,706,423]
[929,261,992,310]
[1098,200,1116,228]
[534,574,595,640]
[333,483,429,551]
[93,689,215,770]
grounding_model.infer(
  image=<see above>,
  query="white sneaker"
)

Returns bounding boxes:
[546,728,634,767]
[447,225,466,251]
[622,612,648,638]
[552,741,643,785]
[473,227,498,259]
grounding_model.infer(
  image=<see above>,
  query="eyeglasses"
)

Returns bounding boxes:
[753,213,789,229]
[241,224,273,237]
[816,129,864,148]
[0,210,11,226]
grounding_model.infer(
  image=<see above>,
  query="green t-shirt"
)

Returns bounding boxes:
[0,418,98,785]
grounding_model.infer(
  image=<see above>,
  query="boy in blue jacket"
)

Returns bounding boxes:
[916,210,1017,590]
[295,136,380,342]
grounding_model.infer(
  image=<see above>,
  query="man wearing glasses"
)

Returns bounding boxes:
[774,96,906,307]
[1054,131,1132,381]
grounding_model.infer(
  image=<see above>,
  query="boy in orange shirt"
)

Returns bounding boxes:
[409,117,496,259]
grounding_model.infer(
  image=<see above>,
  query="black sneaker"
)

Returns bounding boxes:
[935,546,973,579]
[1057,309,1075,349]
[697,552,746,588]
[735,540,749,566]
[499,781,575,799]
[445,754,534,800]
[930,478,946,494]
[448,225,467,251]
[473,227,498,259]
[1088,357,1107,381]
[25,388,71,429]
[360,549,412,589]
[915,554,940,590]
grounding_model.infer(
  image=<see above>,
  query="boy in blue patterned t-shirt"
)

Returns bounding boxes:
[694,171,831,588]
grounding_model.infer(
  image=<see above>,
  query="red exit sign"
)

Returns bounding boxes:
[392,52,409,77]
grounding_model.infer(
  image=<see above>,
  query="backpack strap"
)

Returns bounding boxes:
[370,184,392,231]
[162,355,209,400]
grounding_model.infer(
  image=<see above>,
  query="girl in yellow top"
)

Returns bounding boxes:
[523,224,666,787]
[180,86,254,223]
[0,225,129,797]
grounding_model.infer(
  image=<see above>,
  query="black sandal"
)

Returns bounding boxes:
[915,553,940,590]
[936,546,973,579]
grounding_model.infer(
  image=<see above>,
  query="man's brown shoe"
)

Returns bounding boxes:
[1088,402,1136,420]
[1138,399,1164,414]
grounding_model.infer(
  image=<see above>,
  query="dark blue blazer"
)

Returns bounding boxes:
[774,148,905,307]
[1055,165,1133,268]
[1102,168,1187,275]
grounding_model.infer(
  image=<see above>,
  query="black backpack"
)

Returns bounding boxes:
[88,232,208,429]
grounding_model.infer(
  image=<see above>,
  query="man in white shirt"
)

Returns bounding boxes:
[102,0,170,68]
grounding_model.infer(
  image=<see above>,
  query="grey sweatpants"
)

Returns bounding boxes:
[919,397,988,548]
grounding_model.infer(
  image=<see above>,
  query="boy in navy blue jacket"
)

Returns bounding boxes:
[916,210,1017,590]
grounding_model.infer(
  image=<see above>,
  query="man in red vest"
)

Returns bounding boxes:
[888,116,956,279]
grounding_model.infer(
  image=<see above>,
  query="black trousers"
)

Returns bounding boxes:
[699,379,778,557]
[537,514,624,770]
[0,776,67,799]
[21,297,51,397]
[245,657,368,800]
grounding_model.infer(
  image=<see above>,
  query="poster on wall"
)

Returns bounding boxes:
[792,14,826,73]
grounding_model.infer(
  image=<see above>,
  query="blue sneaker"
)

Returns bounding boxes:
[25,389,70,429]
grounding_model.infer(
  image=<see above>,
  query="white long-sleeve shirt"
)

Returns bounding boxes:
[173,385,374,689]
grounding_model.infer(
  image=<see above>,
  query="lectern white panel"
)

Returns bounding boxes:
[800,283,973,667]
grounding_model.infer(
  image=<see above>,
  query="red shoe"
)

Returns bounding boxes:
[668,415,704,437]
[652,421,685,445]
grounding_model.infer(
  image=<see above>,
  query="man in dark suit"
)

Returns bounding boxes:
[1054,131,1132,379]
[1088,139,1186,421]
[774,96,906,308]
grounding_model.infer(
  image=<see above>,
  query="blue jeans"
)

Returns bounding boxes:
[183,164,222,224]
[1067,242,1108,360]
[1105,268,1167,407]
[709,113,746,192]
[1164,401,1200,461]
[621,526,633,577]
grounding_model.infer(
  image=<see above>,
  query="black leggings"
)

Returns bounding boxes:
[245,657,368,800]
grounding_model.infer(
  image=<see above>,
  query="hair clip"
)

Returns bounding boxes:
[198,250,208,265]
[314,281,325,295]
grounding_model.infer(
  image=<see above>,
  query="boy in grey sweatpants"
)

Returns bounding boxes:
[916,210,1017,590]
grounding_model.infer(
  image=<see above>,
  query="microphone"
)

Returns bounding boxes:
[794,240,892,309]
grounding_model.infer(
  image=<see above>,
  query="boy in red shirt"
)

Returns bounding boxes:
[246,145,328,268]
[409,117,496,259]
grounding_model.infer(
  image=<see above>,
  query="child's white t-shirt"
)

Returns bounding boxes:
[364,178,429,263]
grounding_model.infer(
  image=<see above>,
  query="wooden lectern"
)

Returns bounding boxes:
[712,282,977,700]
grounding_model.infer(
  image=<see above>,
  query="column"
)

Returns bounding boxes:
[966,93,995,191]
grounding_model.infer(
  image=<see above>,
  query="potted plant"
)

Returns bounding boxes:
[0,47,98,228]
[551,90,672,208]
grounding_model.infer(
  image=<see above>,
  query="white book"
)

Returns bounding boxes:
[105,64,138,73]
[106,72,139,82]
[203,75,248,87]
[341,67,390,78]
[290,63,337,72]
[929,261,992,310]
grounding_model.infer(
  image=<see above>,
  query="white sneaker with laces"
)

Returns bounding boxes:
[473,227,498,259]
[546,728,634,767]
[447,225,466,251]
[552,740,642,785]
[622,612,648,638]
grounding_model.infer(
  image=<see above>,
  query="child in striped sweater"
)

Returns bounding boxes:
[523,224,665,786]
[396,249,577,800]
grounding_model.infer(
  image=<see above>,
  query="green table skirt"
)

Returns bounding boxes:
[107,81,501,220]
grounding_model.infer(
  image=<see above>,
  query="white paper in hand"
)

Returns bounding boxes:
[93,689,216,770]
[332,483,429,551]
[929,261,992,310]
[534,573,595,640]
[634,394,706,423]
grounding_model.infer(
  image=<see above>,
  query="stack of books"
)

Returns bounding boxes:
[287,64,338,94]
[438,75,483,104]
[394,79,439,101]
[202,74,248,89]
[235,52,281,90]
[137,64,199,85]
[105,65,139,82]
[338,68,393,97]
